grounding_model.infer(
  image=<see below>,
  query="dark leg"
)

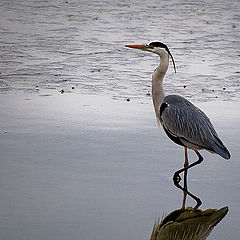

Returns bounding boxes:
[174,177,202,210]
[182,147,189,209]
[173,149,203,210]
[173,150,203,184]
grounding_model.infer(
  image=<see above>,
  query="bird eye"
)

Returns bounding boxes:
[147,44,154,49]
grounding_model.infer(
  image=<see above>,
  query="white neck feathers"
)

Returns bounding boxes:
[152,52,169,123]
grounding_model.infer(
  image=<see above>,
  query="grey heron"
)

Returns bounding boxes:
[125,42,230,184]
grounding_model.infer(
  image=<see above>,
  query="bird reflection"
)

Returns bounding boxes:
[150,206,228,240]
[149,168,228,240]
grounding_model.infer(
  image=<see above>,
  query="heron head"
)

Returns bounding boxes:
[125,41,176,73]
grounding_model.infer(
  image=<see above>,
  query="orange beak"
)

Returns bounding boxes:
[125,44,148,51]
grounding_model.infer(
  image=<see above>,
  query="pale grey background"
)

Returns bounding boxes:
[0,0,240,239]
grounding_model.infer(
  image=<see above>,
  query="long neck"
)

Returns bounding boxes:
[152,53,169,123]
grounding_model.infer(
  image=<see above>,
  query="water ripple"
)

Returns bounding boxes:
[0,0,239,101]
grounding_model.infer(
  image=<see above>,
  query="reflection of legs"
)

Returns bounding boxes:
[173,149,203,210]
[174,176,202,210]
[173,150,203,184]
[182,147,188,209]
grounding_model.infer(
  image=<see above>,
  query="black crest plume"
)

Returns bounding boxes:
[148,41,176,73]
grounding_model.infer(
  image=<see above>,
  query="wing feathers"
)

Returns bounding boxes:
[160,95,230,159]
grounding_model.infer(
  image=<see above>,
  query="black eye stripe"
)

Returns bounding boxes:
[147,41,177,73]
[148,41,167,49]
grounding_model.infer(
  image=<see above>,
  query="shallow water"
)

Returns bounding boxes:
[0,94,239,240]
[0,0,240,239]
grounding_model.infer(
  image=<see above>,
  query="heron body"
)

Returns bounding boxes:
[125,41,230,174]
[160,94,230,159]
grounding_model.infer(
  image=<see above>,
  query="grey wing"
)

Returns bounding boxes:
[160,95,230,159]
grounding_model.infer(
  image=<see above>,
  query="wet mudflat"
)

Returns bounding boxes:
[0,0,240,240]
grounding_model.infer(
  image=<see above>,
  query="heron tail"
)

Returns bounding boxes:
[212,138,231,160]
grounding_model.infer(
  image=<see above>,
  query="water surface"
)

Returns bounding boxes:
[0,0,240,239]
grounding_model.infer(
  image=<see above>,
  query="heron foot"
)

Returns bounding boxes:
[173,172,182,184]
